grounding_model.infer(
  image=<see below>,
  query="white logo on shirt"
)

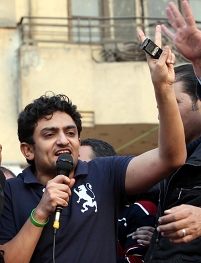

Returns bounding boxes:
[74,183,98,213]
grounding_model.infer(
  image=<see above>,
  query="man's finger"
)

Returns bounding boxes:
[137,29,146,43]
[182,0,196,27]
[161,24,174,40]
[154,25,162,48]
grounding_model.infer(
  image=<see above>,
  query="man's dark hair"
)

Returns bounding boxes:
[18,93,82,165]
[174,64,199,110]
[81,138,117,158]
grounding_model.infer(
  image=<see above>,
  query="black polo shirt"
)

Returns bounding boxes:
[0,156,133,263]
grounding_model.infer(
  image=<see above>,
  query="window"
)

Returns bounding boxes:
[71,0,100,42]
[70,0,137,43]
[69,0,181,43]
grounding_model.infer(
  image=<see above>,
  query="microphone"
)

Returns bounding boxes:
[53,153,74,231]
[0,170,6,216]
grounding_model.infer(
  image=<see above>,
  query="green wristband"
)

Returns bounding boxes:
[30,208,49,227]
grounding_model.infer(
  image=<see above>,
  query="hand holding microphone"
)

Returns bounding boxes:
[53,153,74,231]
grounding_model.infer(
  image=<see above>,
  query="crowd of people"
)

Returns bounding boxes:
[0,1,201,262]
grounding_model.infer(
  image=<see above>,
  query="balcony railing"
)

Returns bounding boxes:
[19,16,171,44]
[18,16,201,63]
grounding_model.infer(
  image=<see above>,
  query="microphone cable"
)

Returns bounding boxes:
[53,231,56,263]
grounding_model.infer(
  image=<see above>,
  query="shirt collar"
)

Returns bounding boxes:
[74,159,88,177]
[21,160,88,184]
[21,166,43,185]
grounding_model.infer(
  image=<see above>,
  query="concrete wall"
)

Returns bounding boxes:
[20,44,157,125]
[0,28,22,165]
[0,0,16,27]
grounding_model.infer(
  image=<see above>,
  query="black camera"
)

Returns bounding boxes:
[140,38,163,59]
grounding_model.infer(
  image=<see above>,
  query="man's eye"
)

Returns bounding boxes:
[67,131,75,136]
[44,133,54,137]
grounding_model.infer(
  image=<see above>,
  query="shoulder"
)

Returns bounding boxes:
[90,155,134,166]
[5,166,42,192]
[88,156,134,175]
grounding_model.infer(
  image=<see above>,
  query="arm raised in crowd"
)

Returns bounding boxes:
[125,25,186,195]
[161,0,201,78]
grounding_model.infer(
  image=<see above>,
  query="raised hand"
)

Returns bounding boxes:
[162,0,201,77]
[138,25,175,94]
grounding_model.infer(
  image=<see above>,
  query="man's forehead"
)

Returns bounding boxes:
[35,112,77,130]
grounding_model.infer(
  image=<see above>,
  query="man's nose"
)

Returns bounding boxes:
[57,133,69,145]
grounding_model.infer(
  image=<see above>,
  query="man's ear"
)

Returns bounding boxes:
[78,138,81,157]
[20,142,35,161]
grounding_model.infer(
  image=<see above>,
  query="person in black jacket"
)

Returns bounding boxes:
[154,0,201,244]
[142,63,201,262]
[134,1,201,251]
